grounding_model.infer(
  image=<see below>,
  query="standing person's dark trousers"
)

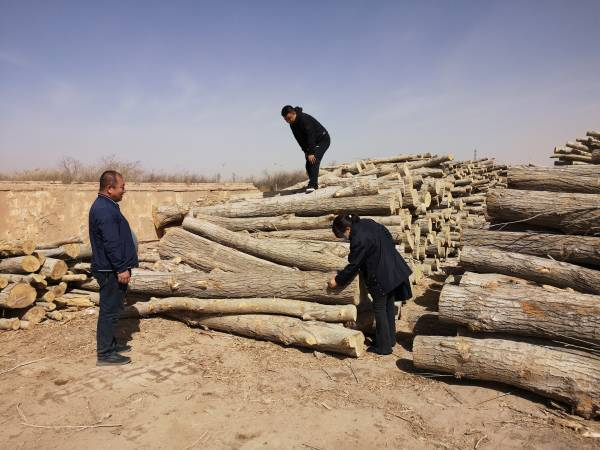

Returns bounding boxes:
[305,134,330,189]
[94,271,128,357]
[370,284,396,354]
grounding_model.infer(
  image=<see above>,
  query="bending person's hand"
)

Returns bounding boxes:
[327,277,338,289]
[308,154,317,164]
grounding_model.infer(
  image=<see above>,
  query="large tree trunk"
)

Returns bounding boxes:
[0,255,41,274]
[78,269,360,305]
[152,203,192,229]
[460,246,600,294]
[182,217,346,271]
[413,335,600,419]
[486,189,600,235]
[461,229,600,267]
[36,236,82,249]
[0,240,36,257]
[0,282,37,309]
[37,244,80,259]
[1,273,48,288]
[507,166,600,194]
[195,213,336,232]
[123,297,357,322]
[39,258,68,280]
[196,193,398,218]
[158,227,291,273]
[167,312,365,357]
[250,225,408,244]
[439,272,600,343]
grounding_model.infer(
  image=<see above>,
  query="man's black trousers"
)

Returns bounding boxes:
[93,271,127,357]
[305,134,330,189]
[370,289,397,353]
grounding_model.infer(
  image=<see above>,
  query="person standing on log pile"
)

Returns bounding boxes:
[281,105,330,193]
[89,170,138,366]
[328,214,412,355]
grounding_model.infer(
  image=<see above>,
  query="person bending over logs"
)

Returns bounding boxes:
[328,213,412,355]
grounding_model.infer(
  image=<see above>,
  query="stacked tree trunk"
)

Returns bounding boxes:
[550,130,600,165]
[413,162,600,418]
[147,153,506,353]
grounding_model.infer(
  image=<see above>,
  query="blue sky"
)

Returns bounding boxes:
[1,0,599,177]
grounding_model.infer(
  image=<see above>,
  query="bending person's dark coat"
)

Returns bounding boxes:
[335,218,412,301]
[289,107,329,156]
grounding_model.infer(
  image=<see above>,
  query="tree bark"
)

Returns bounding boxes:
[0,282,37,309]
[196,193,398,218]
[78,269,360,305]
[508,166,600,194]
[159,227,291,273]
[440,272,600,343]
[0,255,41,274]
[152,203,193,229]
[167,312,365,357]
[413,335,600,419]
[486,189,600,235]
[1,273,47,288]
[460,246,600,294]
[39,258,68,280]
[182,217,346,271]
[22,306,47,324]
[123,297,357,322]
[461,229,600,267]
[250,226,408,244]
[195,213,336,232]
[38,244,81,259]
[36,236,82,249]
[0,240,36,257]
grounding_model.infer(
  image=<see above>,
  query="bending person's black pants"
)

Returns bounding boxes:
[305,134,330,189]
[93,271,127,357]
[370,289,397,354]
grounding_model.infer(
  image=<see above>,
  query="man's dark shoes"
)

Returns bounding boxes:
[116,344,132,353]
[305,187,316,194]
[97,353,131,366]
[367,346,393,356]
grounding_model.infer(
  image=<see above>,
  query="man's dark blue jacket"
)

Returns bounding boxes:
[89,194,138,273]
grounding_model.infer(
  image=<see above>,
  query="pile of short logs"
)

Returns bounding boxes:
[551,129,600,165]
[413,164,600,418]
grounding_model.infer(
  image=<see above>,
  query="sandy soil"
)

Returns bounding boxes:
[1,312,599,450]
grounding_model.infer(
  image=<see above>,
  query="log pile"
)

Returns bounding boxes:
[551,130,600,165]
[412,163,600,418]
[143,153,506,354]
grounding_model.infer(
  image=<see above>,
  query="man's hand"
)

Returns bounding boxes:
[308,154,317,164]
[327,277,338,289]
[117,270,131,285]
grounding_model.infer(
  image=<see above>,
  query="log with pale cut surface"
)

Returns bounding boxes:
[461,229,600,267]
[0,239,36,257]
[1,273,47,288]
[0,255,41,274]
[508,166,600,194]
[0,282,37,309]
[159,227,291,273]
[182,217,346,271]
[39,258,68,281]
[38,244,81,259]
[123,297,357,322]
[78,269,360,305]
[460,246,600,294]
[195,213,336,232]
[440,271,600,343]
[0,317,21,330]
[413,335,600,419]
[21,306,47,324]
[168,312,365,357]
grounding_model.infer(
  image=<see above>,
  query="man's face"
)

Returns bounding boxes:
[107,176,126,202]
[284,111,297,124]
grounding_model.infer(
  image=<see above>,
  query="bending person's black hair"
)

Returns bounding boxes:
[332,213,360,238]
[281,105,295,117]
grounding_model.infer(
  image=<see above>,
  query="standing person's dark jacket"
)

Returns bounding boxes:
[290,107,329,156]
[335,219,412,300]
[89,194,138,273]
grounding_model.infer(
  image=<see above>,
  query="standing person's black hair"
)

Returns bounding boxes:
[281,105,330,192]
[328,214,413,355]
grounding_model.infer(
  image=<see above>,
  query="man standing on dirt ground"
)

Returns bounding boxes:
[89,170,138,366]
[281,105,330,193]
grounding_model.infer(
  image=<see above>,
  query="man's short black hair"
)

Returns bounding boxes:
[281,105,295,117]
[99,170,122,191]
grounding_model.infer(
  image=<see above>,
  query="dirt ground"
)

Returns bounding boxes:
[2,312,599,450]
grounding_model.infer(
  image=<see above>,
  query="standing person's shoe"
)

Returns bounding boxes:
[97,353,131,366]
[305,187,316,194]
[116,344,132,353]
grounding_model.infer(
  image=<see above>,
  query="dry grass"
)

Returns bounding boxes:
[0,156,306,191]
